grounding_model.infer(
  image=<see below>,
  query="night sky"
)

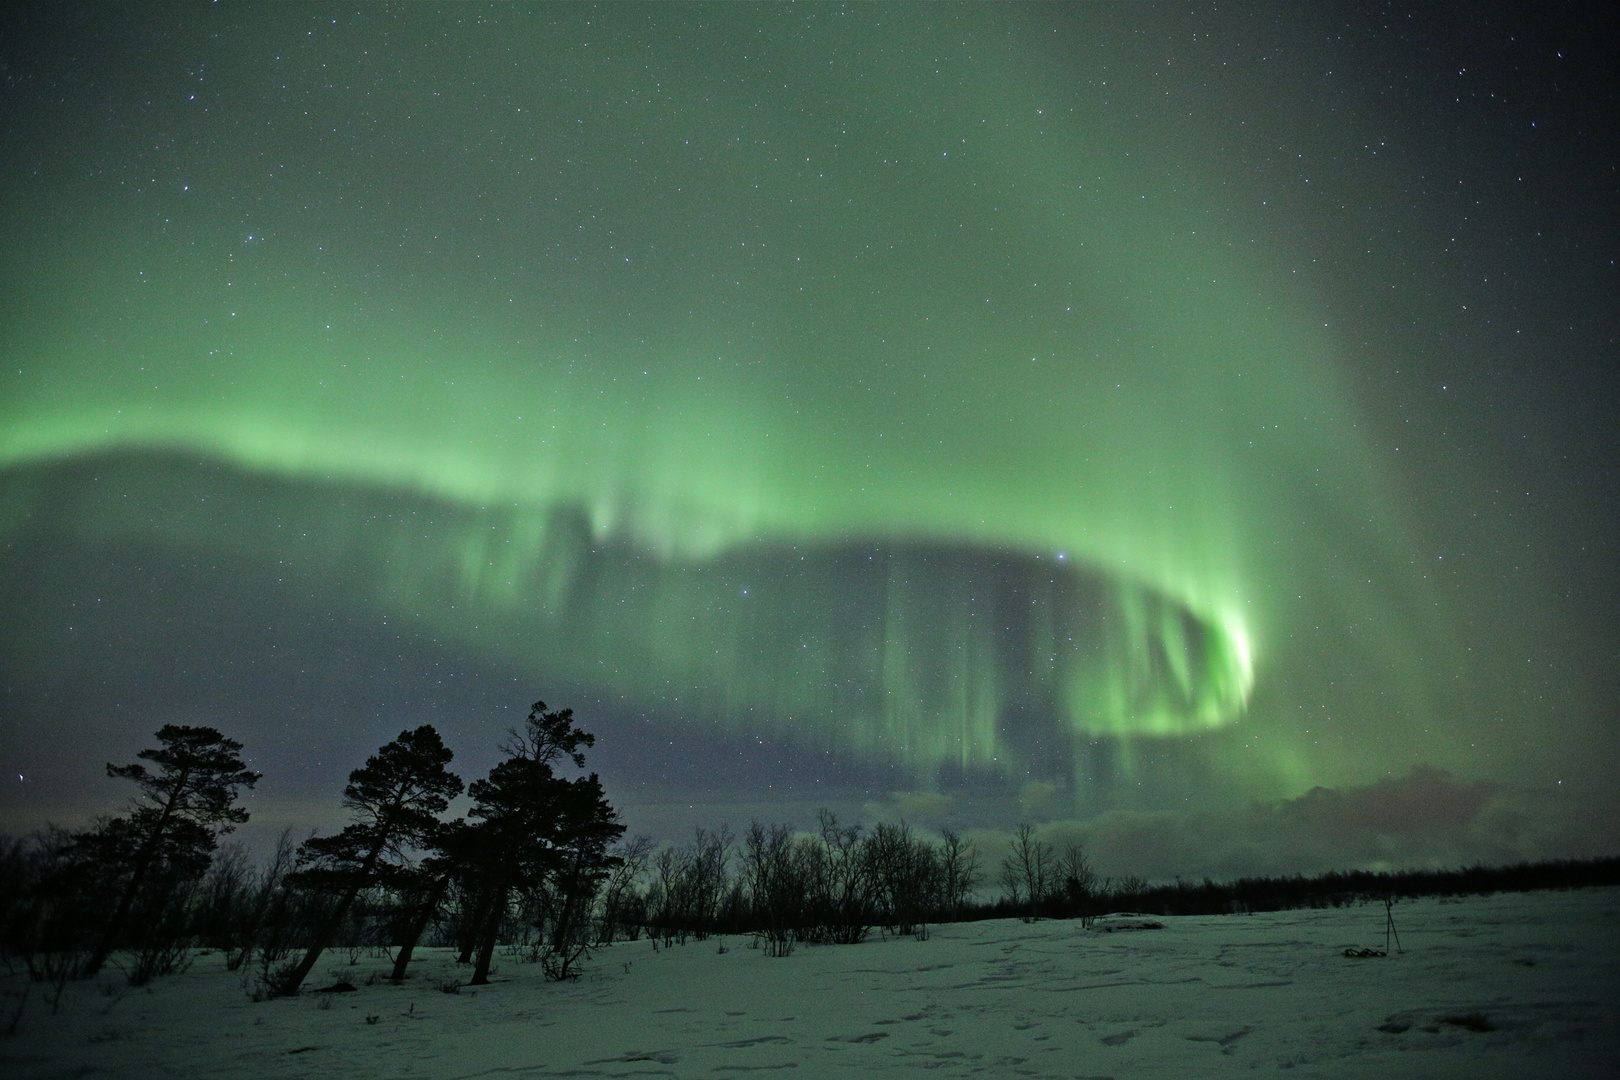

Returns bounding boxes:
[2,3,1615,879]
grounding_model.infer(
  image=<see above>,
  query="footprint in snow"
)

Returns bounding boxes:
[718,1035,794,1047]
[584,1052,680,1065]
[1186,1026,1253,1054]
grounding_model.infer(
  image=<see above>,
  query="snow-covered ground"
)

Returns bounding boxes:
[4,888,1616,1078]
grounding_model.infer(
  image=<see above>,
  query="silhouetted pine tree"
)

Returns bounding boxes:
[457,701,623,984]
[274,725,461,995]
[535,773,624,978]
[459,759,560,984]
[81,726,260,977]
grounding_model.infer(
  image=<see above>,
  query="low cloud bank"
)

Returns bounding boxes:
[1048,766,1616,883]
[872,765,1618,885]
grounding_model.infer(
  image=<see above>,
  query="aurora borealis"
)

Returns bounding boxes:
[2,4,1615,875]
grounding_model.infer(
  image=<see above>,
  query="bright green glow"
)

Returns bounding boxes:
[1067,591,1255,739]
[0,6,1414,789]
[0,456,1253,780]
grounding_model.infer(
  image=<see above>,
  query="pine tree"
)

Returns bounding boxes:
[274,725,461,995]
[82,726,260,977]
[460,755,564,985]
[456,701,623,984]
[536,773,624,979]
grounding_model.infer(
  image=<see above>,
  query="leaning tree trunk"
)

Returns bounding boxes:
[468,881,510,986]
[84,776,187,977]
[273,839,386,996]
[457,886,496,964]
[549,839,595,969]
[389,878,448,983]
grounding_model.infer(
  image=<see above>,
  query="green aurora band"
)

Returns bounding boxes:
[4,453,1256,777]
[0,7,1427,797]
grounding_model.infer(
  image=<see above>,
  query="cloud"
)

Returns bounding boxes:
[864,790,955,825]
[1276,765,1495,837]
[1018,782,1061,817]
[971,766,1618,884]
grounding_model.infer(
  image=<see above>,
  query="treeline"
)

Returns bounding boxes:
[1029,856,1620,920]
[623,813,985,955]
[6,705,1619,1004]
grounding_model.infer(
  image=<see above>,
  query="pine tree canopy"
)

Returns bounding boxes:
[106,724,261,834]
[338,724,464,848]
[504,700,595,769]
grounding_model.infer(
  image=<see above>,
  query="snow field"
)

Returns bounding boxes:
[2,887,1615,1078]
